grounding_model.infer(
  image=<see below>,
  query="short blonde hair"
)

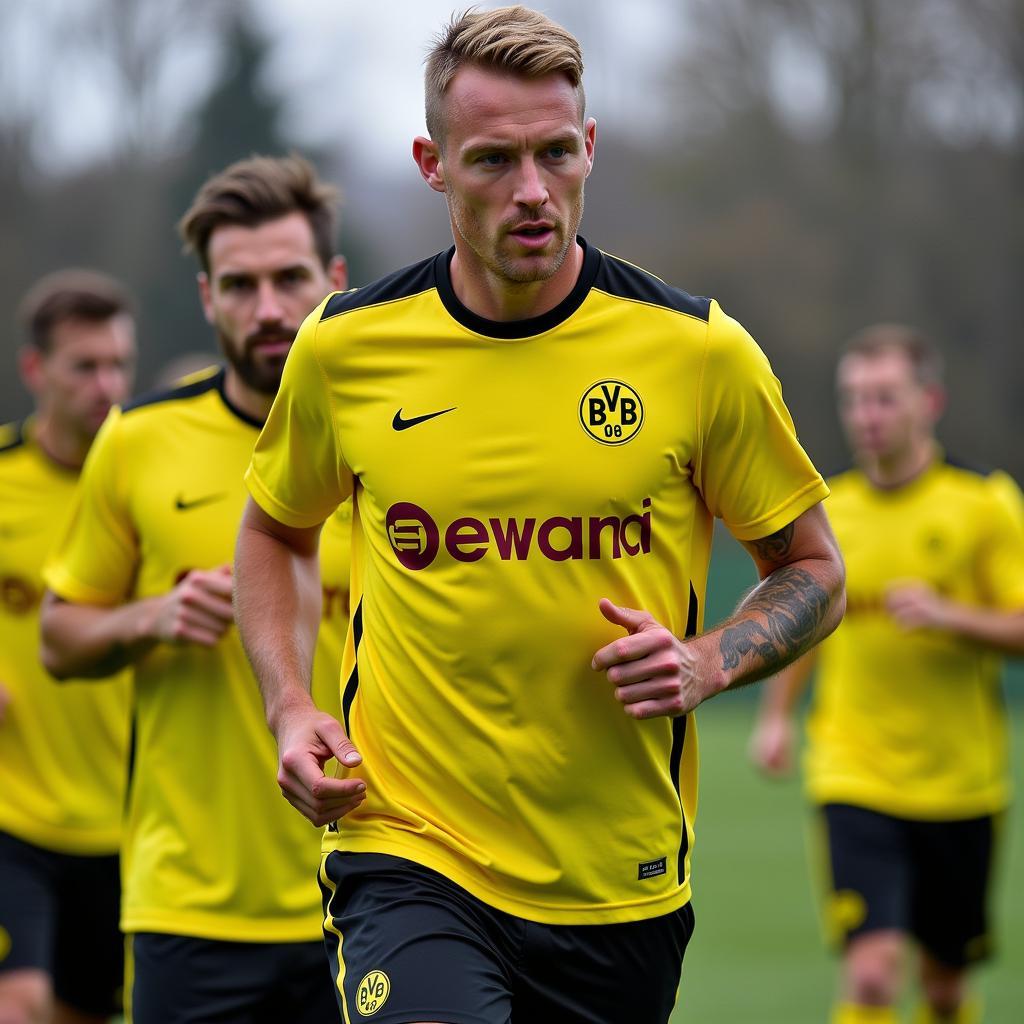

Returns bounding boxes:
[425,6,585,144]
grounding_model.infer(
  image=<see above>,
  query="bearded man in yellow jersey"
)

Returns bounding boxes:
[0,271,135,1024]
[751,325,1024,1024]
[235,8,846,1023]
[40,156,351,1024]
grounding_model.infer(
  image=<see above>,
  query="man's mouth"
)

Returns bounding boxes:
[509,223,555,248]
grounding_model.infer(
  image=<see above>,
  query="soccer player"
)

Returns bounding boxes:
[750,325,1024,1024]
[0,270,135,1024]
[235,8,846,1022]
[39,156,351,1024]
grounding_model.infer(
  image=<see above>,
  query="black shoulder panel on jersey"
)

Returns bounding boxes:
[594,252,711,322]
[943,453,994,477]
[121,367,223,415]
[0,420,26,454]
[320,256,438,322]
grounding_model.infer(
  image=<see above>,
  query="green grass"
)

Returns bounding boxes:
[670,699,1024,1022]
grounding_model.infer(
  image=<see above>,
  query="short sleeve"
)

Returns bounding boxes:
[694,302,829,540]
[43,408,138,605]
[976,471,1024,609]
[245,301,352,528]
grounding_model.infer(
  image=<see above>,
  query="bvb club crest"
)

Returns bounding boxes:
[579,379,645,446]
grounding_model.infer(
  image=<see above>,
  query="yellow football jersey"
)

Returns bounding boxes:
[43,368,350,942]
[805,457,1024,819]
[247,241,828,925]
[0,420,130,854]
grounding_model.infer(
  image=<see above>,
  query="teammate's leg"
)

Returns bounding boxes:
[908,815,996,1024]
[51,851,122,1024]
[0,832,58,1024]
[821,805,912,1023]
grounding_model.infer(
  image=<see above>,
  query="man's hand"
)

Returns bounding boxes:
[591,599,715,719]
[274,701,366,827]
[0,682,9,725]
[748,711,796,777]
[146,565,235,646]
[885,583,951,631]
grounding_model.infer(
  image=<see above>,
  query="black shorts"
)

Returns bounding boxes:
[0,828,123,1015]
[320,851,695,1024]
[128,932,337,1024]
[820,803,999,967]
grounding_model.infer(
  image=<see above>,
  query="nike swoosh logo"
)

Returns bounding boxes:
[392,407,456,431]
[175,493,227,511]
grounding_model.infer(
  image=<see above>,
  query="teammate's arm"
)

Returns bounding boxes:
[748,648,818,777]
[884,585,1024,655]
[39,566,235,679]
[593,502,844,719]
[235,497,364,827]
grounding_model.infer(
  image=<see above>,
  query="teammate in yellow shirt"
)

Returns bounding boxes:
[40,156,350,1024]
[0,270,135,1024]
[234,8,846,1023]
[751,325,1024,1024]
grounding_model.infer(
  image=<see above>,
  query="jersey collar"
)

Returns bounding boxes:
[433,236,601,340]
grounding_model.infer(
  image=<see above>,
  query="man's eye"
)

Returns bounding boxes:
[481,153,506,166]
[547,146,568,159]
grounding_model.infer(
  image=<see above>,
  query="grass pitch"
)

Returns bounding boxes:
[670,697,1024,1023]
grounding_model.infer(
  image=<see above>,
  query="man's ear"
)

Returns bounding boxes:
[413,136,446,193]
[327,256,349,292]
[18,346,45,398]
[197,272,215,326]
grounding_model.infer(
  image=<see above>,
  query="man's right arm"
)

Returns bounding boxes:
[235,497,364,827]
[748,648,818,777]
[40,566,235,679]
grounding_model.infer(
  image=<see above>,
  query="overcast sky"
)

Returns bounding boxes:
[4,0,686,178]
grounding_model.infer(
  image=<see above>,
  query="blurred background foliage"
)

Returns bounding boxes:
[1,0,1022,483]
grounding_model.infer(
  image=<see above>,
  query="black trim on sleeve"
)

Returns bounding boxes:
[594,252,711,322]
[320,257,437,322]
[433,236,602,339]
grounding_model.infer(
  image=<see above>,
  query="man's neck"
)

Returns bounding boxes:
[862,437,938,490]
[223,369,273,424]
[449,241,583,323]
[31,413,89,470]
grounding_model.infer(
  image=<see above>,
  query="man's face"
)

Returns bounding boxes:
[199,212,346,395]
[26,315,136,440]
[837,349,939,463]
[427,67,595,285]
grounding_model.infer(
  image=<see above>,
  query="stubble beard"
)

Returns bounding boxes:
[449,189,585,286]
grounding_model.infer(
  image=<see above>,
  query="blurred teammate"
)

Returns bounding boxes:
[751,325,1024,1024]
[234,8,845,1022]
[40,156,351,1024]
[0,270,135,1024]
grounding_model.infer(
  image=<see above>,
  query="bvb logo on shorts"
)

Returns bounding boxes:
[579,380,644,446]
[356,970,391,1016]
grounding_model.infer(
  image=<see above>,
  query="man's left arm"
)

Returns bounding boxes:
[593,503,845,719]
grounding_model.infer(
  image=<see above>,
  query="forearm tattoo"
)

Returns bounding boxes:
[719,566,830,674]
